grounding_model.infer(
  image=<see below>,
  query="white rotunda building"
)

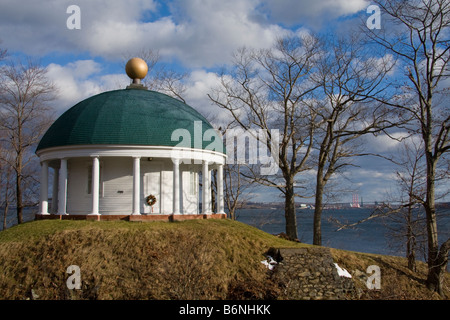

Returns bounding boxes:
[36,58,226,221]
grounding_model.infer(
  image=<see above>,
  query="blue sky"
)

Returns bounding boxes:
[1,0,440,204]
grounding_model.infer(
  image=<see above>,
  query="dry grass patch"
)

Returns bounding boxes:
[330,248,450,300]
[2,219,445,300]
[0,219,303,300]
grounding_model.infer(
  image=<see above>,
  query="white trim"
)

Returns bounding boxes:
[36,144,226,165]
[91,156,100,215]
[217,164,225,214]
[39,161,49,215]
[132,157,141,215]
[202,161,211,214]
[58,159,68,215]
[51,167,59,214]
[173,158,181,214]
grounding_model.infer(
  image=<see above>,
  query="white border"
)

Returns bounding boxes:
[37,144,227,165]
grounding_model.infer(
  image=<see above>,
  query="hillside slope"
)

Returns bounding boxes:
[0,219,447,300]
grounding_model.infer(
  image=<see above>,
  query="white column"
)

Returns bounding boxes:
[39,161,49,215]
[173,159,180,214]
[217,164,225,214]
[132,157,141,215]
[91,156,100,215]
[58,158,68,215]
[208,167,213,214]
[202,160,210,214]
[51,167,59,214]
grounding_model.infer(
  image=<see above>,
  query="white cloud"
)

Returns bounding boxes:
[354,168,396,180]
[0,0,158,57]
[164,0,289,66]
[183,70,233,126]
[363,132,411,154]
[99,73,129,91]
[185,70,218,102]
[0,0,287,67]
[261,0,369,27]
[0,0,374,68]
[66,60,102,79]
[46,60,125,113]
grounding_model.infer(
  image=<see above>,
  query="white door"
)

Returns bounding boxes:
[142,163,161,214]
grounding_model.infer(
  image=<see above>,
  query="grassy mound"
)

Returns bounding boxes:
[0,219,305,300]
[0,219,448,300]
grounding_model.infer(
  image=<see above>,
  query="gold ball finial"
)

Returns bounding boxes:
[125,57,148,81]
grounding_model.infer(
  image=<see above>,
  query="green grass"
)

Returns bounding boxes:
[0,219,448,300]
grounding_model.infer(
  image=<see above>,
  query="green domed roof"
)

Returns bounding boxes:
[36,88,224,153]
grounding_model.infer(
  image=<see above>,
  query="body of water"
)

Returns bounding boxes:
[236,207,450,259]
[1,207,37,231]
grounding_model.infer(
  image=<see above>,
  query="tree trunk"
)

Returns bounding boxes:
[2,167,9,231]
[16,169,23,225]
[426,239,450,296]
[16,152,23,224]
[406,168,417,272]
[284,177,298,241]
[229,204,236,220]
[211,183,216,213]
[406,222,417,272]
[16,125,24,225]
[2,202,8,231]
[424,156,442,294]
[313,174,324,246]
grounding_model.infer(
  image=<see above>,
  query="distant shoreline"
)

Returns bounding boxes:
[238,201,450,210]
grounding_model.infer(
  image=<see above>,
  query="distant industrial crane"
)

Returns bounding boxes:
[351,194,361,208]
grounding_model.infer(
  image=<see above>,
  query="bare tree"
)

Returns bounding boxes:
[213,123,254,220]
[0,143,14,231]
[0,46,6,62]
[209,35,321,240]
[386,140,428,271]
[367,0,450,295]
[151,67,188,104]
[223,163,247,220]
[0,59,56,224]
[310,34,396,245]
[0,41,10,230]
